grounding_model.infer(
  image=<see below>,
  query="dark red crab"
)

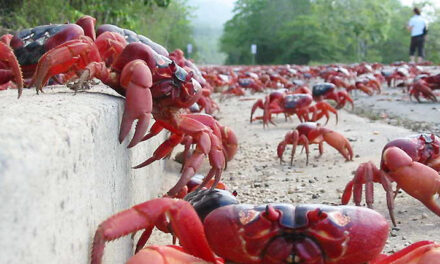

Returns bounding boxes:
[0,15,96,96]
[409,73,440,102]
[342,134,440,226]
[91,188,390,264]
[277,122,353,165]
[312,82,354,110]
[250,91,338,127]
[26,22,235,197]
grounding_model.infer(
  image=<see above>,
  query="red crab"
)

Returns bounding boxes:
[312,83,354,110]
[0,15,96,96]
[372,240,440,264]
[342,134,440,226]
[409,74,440,102]
[91,188,390,264]
[250,91,338,127]
[348,76,382,96]
[277,122,353,165]
[28,24,235,197]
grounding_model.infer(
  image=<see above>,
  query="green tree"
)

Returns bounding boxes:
[220,0,440,65]
[0,0,195,55]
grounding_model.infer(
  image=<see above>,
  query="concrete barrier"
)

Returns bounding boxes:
[0,86,166,263]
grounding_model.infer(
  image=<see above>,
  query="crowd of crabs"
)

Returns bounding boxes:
[1,15,440,264]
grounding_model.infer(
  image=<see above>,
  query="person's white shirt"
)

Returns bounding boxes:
[408,15,427,37]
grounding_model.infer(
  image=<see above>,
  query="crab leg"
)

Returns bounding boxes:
[141,121,165,142]
[341,161,396,225]
[32,36,102,93]
[91,198,218,264]
[167,115,225,197]
[250,98,264,123]
[133,133,184,168]
[311,101,338,125]
[410,80,438,102]
[0,42,23,97]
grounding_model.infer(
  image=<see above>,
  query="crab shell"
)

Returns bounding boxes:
[204,204,389,264]
[380,134,440,172]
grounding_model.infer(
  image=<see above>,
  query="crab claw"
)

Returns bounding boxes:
[372,241,440,264]
[383,146,440,217]
[91,198,218,264]
[129,245,223,264]
[220,125,238,162]
[32,36,101,93]
[320,126,353,161]
[335,90,354,110]
[0,41,23,97]
[118,60,153,148]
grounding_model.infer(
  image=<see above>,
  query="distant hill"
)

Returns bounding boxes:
[187,0,235,65]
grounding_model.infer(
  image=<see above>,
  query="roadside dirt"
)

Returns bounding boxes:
[151,84,440,261]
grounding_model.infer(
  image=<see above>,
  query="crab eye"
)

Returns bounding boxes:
[263,205,280,221]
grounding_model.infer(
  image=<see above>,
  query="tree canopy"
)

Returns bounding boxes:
[0,0,194,53]
[221,0,440,65]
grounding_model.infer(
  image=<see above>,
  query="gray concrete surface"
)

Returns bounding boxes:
[0,85,165,263]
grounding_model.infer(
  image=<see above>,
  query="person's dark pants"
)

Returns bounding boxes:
[409,35,425,58]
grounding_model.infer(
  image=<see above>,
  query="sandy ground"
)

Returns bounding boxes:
[150,84,440,262]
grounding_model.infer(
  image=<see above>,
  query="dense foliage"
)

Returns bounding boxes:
[0,0,194,53]
[221,0,440,65]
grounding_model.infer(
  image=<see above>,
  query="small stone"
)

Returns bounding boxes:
[355,154,360,158]
[312,194,319,199]
[421,213,428,219]
[369,139,375,142]
[308,179,314,183]
[390,231,397,237]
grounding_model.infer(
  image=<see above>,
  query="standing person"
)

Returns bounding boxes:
[407,7,428,63]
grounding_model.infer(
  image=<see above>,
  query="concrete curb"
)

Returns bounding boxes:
[0,86,165,263]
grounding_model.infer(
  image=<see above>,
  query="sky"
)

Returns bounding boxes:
[188,0,236,27]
